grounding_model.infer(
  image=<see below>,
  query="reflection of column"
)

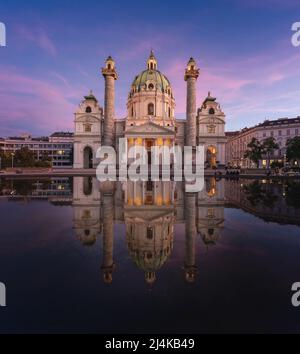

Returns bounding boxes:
[184,193,197,282]
[101,182,115,284]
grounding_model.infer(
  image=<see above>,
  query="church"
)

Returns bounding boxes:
[73,52,226,169]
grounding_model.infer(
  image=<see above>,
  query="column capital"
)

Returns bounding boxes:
[102,55,118,80]
[184,57,200,81]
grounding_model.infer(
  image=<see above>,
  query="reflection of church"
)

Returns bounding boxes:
[73,52,226,169]
[72,176,225,284]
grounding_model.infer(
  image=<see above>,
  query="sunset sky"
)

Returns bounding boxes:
[1,0,300,136]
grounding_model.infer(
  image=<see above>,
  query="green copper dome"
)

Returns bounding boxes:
[132,69,171,93]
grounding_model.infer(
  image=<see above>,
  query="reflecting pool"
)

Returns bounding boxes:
[0,177,300,333]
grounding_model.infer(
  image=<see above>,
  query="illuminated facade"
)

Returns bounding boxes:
[73,52,226,169]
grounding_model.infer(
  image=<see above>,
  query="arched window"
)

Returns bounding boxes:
[131,106,134,117]
[86,106,92,113]
[107,63,111,70]
[148,103,154,115]
[209,108,215,115]
[148,83,154,90]
[168,107,171,117]
[150,63,153,70]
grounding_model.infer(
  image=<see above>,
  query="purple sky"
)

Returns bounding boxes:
[1,0,300,136]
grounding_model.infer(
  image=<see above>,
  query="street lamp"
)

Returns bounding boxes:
[11,153,15,169]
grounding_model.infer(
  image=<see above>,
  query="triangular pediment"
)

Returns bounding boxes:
[75,114,101,123]
[125,122,174,136]
[198,116,225,124]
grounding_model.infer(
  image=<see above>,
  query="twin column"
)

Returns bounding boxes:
[101,56,199,148]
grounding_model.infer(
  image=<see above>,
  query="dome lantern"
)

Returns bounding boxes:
[147,50,157,71]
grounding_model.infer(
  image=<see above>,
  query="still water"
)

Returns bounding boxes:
[0,176,300,333]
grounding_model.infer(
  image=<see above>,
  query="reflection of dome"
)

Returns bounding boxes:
[145,271,156,285]
[125,207,174,284]
[131,247,171,273]
[132,69,171,93]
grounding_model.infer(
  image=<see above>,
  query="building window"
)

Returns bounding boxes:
[85,106,92,113]
[207,125,216,133]
[209,108,215,115]
[295,128,299,135]
[168,107,171,117]
[148,83,154,90]
[147,227,153,240]
[287,129,290,135]
[84,124,92,132]
[148,103,154,115]
[279,130,282,136]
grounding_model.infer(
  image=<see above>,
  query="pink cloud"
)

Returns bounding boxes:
[161,48,300,126]
[117,34,176,62]
[0,66,83,135]
[15,24,57,57]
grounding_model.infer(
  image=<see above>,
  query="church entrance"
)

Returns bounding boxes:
[83,146,93,169]
[146,139,154,165]
[206,146,217,168]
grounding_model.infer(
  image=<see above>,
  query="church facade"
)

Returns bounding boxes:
[73,52,226,169]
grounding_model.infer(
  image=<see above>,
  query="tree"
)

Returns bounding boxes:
[244,138,263,168]
[14,147,35,167]
[243,180,278,208]
[262,137,279,169]
[0,148,12,169]
[286,136,300,167]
